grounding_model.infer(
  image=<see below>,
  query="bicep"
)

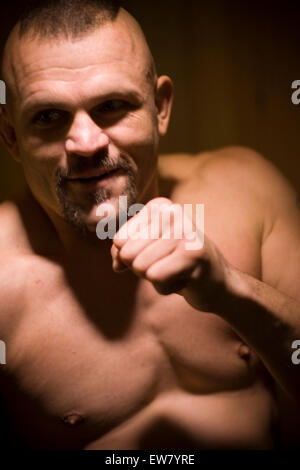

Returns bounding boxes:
[261,177,300,302]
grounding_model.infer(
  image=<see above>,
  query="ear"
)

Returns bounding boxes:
[0,105,20,162]
[155,75,174,136]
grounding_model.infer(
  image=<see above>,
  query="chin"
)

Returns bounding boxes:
[71,197,122,237]
[57,178,137,237]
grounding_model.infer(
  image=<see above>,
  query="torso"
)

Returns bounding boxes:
[0,151,277,449]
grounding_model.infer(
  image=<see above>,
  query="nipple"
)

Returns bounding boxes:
[238,343,251,361]
[62,412,85,426]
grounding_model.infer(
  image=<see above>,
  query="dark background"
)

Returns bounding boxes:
[1,0,300,199]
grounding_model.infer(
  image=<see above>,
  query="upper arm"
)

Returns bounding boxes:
[213,148,300,446]
[261,179,300,447]
[197,146,300,302]
[259,158,300,302]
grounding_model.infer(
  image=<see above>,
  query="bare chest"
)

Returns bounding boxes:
[1,259,263,448]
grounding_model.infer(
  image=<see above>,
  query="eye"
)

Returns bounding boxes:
[92,100,132,117]
[32,109,68,128]
[100,100,127,112]
[90,100,132,125]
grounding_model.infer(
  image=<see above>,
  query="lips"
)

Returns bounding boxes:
[68,168,119,182]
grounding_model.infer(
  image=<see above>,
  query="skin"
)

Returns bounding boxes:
[1,9,167,236]
[0,8,300,449]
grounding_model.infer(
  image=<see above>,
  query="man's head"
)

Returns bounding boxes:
[0,0,173,234]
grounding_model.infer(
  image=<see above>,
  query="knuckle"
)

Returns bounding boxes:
[111,246,118,260]
[131,258,146,275]
[145,268,160,284]
[119,246,133,264]
[113,237,124,249]
[146,197,172,208]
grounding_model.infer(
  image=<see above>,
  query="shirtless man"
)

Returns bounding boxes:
[0,0,299,450]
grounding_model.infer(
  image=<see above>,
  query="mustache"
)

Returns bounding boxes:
[56,151,135,182]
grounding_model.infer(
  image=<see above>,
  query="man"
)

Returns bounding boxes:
[0,0,299,450]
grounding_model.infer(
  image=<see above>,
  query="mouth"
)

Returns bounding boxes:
[67,168,121,184]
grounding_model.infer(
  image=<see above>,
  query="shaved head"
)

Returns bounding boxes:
[0,1,173,235]
[1,6,157,118]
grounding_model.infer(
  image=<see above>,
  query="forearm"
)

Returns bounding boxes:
[217,264,300,402]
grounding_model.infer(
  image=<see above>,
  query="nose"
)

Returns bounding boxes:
[65,111,110,157]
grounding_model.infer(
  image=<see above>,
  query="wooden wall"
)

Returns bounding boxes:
[126,0,300,187]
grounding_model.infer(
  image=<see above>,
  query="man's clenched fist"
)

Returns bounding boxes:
[111,197,228,311]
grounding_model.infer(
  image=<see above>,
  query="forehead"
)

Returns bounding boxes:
[6,21,150,109]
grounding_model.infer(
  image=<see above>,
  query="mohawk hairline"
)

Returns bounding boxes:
[17,0,121,41]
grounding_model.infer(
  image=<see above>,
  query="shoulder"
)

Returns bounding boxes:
[198,146,296,203]
[159,146,279,190]
[159,146,296,236]
[188,146,289,197]
[0,200,61,335]
[0,251,64,340]
[0,200,29,255]
[0,250,31,337]
[178,146,300,300]
[159,145,290,183]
